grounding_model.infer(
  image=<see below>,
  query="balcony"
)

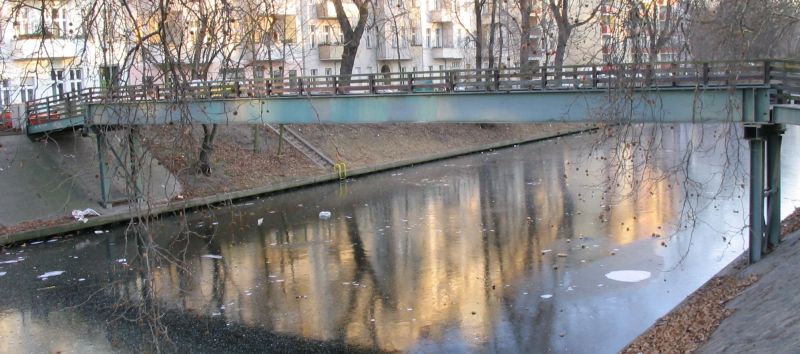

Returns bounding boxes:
[13,35,81,60]
[429,9,452,23]
[318,44,343,61]
[316,1,337,19]
[377,45,413,61]
[431,46,462,59]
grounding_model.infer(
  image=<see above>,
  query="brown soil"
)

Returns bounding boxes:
[623,209,800,353]
[144,125,323,198]
[289,123,590,168]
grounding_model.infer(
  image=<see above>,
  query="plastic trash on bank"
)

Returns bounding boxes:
[72,208,101,223]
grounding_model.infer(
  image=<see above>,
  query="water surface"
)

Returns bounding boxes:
[2,124,799,353]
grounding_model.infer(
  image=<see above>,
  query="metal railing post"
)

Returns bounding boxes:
[541,66,548,89]
[369,75,376,94]
[702,63,710,86]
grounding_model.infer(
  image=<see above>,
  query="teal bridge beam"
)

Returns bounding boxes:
[22,60,800,263]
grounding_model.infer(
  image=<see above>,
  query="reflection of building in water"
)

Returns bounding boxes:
[113,133,699,352]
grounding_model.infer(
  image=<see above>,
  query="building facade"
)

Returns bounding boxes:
[0,0,688,116]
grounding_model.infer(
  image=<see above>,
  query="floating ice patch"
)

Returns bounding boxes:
[319,211,332,220]
[0,272,6,277]
[94,230,104,234]
[201,254,223,259]
[605,270,652,283]
[257,218,264,226]
[37,271,65,279]
[540,294,553,299]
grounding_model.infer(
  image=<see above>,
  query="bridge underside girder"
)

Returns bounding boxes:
[86,87,770,126]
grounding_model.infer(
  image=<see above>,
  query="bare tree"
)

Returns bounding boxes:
[547,0,600,72]
[332,0,370,77]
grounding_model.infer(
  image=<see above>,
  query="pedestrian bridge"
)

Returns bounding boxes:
[21,60,800,263]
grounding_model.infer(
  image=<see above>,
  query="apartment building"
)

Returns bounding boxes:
[0,0,686,116]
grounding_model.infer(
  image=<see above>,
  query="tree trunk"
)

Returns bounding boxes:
[519,0,534,76]
[333,0,370,81]
[487,0,498,69]
[198,124,218,176]
[474,0,483,71]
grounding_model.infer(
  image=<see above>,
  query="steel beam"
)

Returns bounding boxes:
[86,88,756,126]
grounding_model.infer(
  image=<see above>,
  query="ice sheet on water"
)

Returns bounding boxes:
[201,254,223,259]
[540,294,553,299]
[37,270,65,279]
[605,270,652,283]
[0,272,6,277]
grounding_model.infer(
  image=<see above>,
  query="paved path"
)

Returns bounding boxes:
[698,230,800,353]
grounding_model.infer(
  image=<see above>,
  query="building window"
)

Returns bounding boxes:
[51,8,68,37]
[99,65,120,88]
[367,66,373,73]
[20,78,35,102]
[68,69,82,92]
[310,68,318,76]
[355,67,361,74]
[324,25,331,44]
[1,80,12,106]
[325,67,332,76]
[221,67,245,80]
[366,33,372,48]
[426,28,431,48]
[310,25,316,47]
[253,65,266,80]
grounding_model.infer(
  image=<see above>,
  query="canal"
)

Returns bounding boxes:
[2,124,800,353]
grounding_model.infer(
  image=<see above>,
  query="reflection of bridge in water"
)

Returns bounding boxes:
[23,60,800,262]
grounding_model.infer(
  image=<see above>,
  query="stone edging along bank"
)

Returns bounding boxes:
[0,126,595,246]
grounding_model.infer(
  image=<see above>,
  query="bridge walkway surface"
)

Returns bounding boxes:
[14,59,800,263]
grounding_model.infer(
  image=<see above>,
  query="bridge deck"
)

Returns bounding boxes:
[23,60,800,134]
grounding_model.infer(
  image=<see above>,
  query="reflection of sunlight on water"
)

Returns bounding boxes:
[5,125,800,353]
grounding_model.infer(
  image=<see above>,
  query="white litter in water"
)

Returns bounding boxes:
[605,270,652,283]
[201,254,223,259]
[541,249,552,254]
[540,294,553,299]
[116,258,127,263]
[0,259,20,264]
[37,270,65,279]
[0,272,6,277]
[30,241,43,245]
[78,278,86,281]
[319,211,332,220]
[257,218,264,226]
[94,230,104,234]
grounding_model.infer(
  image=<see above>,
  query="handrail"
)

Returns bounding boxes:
[24,59,800,127]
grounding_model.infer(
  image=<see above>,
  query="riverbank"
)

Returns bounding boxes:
[624,208,800,353]
[0,123,592,244]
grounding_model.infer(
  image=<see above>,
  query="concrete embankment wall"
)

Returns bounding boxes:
[0,130,181,228]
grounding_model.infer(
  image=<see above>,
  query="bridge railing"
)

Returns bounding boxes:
[24,60,795,129]
[769,60,800,101]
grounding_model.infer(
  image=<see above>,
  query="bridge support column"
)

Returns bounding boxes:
[765,124,786,251]
[95,129,113,208]
[93,126,144,208]
[744,123,786,263]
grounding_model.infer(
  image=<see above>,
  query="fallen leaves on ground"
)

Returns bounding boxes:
[623,274,758,354]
